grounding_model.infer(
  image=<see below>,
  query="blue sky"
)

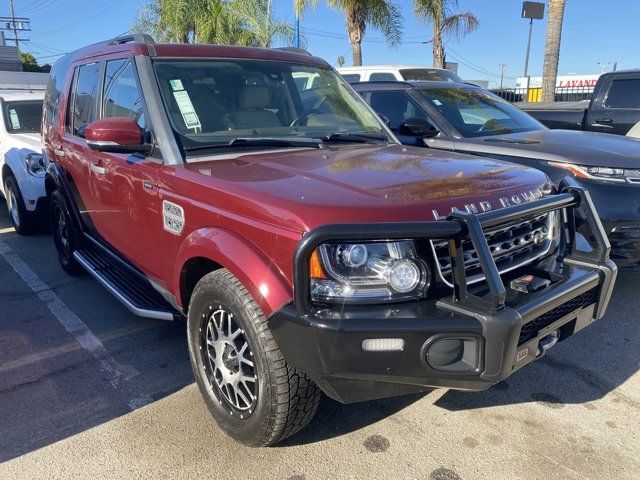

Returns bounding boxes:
[7,0,638,87]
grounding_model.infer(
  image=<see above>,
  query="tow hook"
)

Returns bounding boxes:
[536,330,559,358]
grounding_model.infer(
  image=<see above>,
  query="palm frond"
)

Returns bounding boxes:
[441,11,479,40]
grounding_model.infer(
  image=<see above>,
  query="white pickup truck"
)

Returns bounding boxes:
[0,90,46,234]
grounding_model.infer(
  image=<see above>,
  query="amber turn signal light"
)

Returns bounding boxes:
[309,249,327,279]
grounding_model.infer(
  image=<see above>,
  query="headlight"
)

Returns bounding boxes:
[25,153,45,177]
[310,240,430,304]
[547,161,627,183]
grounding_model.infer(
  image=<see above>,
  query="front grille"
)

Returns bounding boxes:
[518,289,598,345]
[431,212,556,286]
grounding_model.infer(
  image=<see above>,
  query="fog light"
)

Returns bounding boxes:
[425,336,480,372]
[362,338,405,352]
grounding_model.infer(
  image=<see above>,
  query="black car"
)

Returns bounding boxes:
[520,70,640,135]
[353,81,640,268]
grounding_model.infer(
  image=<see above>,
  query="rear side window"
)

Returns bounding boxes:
[68,62,100,137]
[369,72,397,82]
[103,59,147,130]
[369,90,430,130]
[341,74,361,84]
[604,79,640,109]
[43,54,71,126]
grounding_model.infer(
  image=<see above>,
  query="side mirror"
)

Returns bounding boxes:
[398,121,439,138]
[85,117,152,154]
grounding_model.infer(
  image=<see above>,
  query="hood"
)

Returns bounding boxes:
[179,144,549,232]
[0,132,42,156]
[453,129,640,168]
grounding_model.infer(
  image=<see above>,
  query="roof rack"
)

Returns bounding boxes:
[108,34,155,46]
[274,47,312,56]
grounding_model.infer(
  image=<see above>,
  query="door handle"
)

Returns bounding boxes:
[590,118,614,129]
[54,148,65,157]
[90,164,107,176]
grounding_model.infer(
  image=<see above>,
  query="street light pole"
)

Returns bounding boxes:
[499,64,507,90]
[523,18,533,78]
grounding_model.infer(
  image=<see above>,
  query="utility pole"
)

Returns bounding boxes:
[499,64,507,90]
[9,0,17,48]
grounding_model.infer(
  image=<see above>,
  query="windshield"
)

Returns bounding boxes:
[400,68,462,83]
[4,100,43,134]
[153,59,388,155]
[416,87,545,137]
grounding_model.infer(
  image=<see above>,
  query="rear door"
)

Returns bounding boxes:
[59,61,103,235]
[87,57,165,279]
[585,73,640,135]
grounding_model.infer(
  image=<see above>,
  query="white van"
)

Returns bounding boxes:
[337,65,463,84]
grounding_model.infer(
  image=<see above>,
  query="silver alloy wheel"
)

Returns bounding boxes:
[204,306,256,411]
[8,189,20,228]
[56,206,69,253]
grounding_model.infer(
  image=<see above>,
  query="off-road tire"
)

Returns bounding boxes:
[50,189,84,275]
[187,269,320,447]
[4,174,37,235]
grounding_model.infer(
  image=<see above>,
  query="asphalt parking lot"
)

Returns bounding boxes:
[0,201,638,480]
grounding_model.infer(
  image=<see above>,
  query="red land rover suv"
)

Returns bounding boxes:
[42,35,616,446]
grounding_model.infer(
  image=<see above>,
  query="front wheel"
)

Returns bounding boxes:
[4,174,37,235]
[187,269,320,447]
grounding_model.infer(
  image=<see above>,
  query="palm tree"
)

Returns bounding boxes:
[412,0,478,69]
[296,0,402,67]
[542,0,567,102]
[133,0,294,47]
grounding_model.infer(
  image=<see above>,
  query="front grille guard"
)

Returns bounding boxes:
[293,187,611,318]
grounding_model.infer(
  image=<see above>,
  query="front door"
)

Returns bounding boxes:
[86,58,166,280]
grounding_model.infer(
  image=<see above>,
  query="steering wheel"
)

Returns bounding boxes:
[290,109,325,127]
[478,119,508,134]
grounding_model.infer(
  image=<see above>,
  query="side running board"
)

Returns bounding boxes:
[73,248,178,321]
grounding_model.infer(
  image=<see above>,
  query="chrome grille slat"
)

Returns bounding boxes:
[431,212,557,286]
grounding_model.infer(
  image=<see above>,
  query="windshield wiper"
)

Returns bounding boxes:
[184,137,322,152]
[320,132,388,144]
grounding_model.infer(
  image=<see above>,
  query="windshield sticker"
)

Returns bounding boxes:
[9,109,20,129]
[173,89,201,130]
[169,79,184,91]
[432,99,443,106]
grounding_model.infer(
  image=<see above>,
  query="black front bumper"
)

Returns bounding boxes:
[574,178,640,268]
[269,188,617,403]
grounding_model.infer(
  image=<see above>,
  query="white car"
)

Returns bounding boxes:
[337,65,463,84]
[0,90,46,234]
[626,120,640,140]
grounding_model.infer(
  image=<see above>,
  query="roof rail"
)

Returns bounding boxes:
[274,47,312,56]
[108,34,155,45]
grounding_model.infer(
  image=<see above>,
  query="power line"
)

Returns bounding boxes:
[30,0,128,38]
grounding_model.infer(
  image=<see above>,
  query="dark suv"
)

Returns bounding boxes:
[43,35,616,446]
[353,81,640,268]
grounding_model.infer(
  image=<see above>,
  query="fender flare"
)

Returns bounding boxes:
[45,162,83,230]
[173,227,294,317]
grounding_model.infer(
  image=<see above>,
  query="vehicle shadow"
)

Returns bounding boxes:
[280,391,429,447]
[435,269,640,412]
[0,201,195,463]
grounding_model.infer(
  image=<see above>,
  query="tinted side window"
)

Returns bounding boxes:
[341,74,361,83]
[369,91,430,130]
[605,79,640,109]
[69,62,100,137]
[43,54,71,126]
[103,59,146,129]
[369,72,397,82]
